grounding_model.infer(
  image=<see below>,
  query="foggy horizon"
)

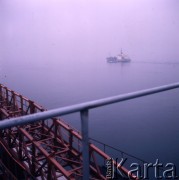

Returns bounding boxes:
[1,0,179,67]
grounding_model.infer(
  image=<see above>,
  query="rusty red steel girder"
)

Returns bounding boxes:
[0,84,136,180]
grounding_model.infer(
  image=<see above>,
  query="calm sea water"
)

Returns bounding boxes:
[1,60,179,175]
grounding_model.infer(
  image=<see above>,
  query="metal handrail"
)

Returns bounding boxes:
[0,82,179,129]
[90,137,148,164]
[0,82,179,179]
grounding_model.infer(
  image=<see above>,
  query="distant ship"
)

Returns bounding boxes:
[107,50,131,63]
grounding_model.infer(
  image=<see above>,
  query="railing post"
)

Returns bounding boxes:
[29,100,35,114]
[80,109,89,180]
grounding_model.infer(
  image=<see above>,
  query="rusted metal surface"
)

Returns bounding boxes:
[0,84,136,179]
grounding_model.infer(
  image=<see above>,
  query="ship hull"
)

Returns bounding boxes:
[107,57,131,63]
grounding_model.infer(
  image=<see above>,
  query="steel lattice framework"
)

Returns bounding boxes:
[0,84,134,180]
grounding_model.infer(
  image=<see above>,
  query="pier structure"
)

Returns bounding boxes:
[0,84,134,179]
[0,82,179,179]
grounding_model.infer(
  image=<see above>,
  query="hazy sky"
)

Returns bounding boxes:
[0,0,179,66]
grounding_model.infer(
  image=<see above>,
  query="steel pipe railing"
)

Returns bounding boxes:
[0,82,179,179]
[0,82,179,130]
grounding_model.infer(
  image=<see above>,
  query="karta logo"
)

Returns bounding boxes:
[106,158,178,179]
